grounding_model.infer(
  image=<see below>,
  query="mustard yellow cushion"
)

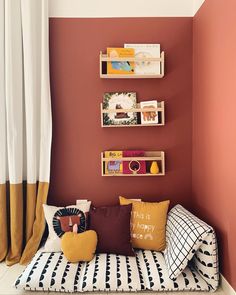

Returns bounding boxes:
[119,196,170,251]
[61,230,97,263]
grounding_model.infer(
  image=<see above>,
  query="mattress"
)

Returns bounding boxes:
[15,249,211,293]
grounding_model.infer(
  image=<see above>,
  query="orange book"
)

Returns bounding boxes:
[107,48,135,74]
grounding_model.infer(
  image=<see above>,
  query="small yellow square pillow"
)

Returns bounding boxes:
[119,196,170,251]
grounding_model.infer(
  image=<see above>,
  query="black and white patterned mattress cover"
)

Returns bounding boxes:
[15,250,212,293]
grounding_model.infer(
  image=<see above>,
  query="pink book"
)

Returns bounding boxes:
[123,150,146,174]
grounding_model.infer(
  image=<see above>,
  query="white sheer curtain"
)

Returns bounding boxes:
[0,0,52,265]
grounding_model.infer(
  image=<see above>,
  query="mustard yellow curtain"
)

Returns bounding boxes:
[0,183,49,266]
[20,183,49,265]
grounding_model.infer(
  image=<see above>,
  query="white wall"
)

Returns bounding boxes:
[49,0,205,18]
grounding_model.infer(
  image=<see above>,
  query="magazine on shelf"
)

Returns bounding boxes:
[107,48,135,74]
[124,44,161,75]
[104,151,123,174]
[140,100,159,124]
[103,92,137,126]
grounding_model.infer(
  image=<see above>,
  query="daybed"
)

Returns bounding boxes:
[15,205,219,293]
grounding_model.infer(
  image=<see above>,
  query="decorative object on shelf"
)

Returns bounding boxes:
[150,161,159,174]
[124,44,161,75]
[104,151,123,174]
[128,161,141,174]
[101,101,165,127]
[107,48,135,74]
[103,92,137,126]
[123,150,146,174]
[101,151,165,176]
[99,51,165,78]
[140,100,159,124]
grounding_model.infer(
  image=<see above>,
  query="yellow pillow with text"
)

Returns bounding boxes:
[119,196,170,251]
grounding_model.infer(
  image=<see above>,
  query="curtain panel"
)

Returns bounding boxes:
[0,0,52,265]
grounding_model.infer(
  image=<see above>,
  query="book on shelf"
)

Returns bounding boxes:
[123,150,146,174]
[124,44,161,75]
[104,151,123,174]
[107,48,135,74]
[140,100,159,125]
[103,92,137,126]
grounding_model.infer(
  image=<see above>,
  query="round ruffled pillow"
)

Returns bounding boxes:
[61,230,97,263]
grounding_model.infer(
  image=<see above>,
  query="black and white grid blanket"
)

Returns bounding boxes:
[164,205,219,291]
[15,205,219,293]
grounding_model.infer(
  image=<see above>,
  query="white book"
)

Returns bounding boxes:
[140,100,159,124]
[124,44,160,75]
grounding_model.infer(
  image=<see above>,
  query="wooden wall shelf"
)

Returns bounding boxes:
[101,151,165,176]
[101,101,165,127]
[99,51,165,78]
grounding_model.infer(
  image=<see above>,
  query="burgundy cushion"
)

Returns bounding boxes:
[89,204,134,256]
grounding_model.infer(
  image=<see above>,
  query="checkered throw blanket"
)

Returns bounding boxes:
[164,205,219,291]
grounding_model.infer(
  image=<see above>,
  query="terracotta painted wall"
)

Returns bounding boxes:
[49,18,193,207]
[193,0,236,289]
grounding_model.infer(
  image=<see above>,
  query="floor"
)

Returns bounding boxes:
[0,263,226,295]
